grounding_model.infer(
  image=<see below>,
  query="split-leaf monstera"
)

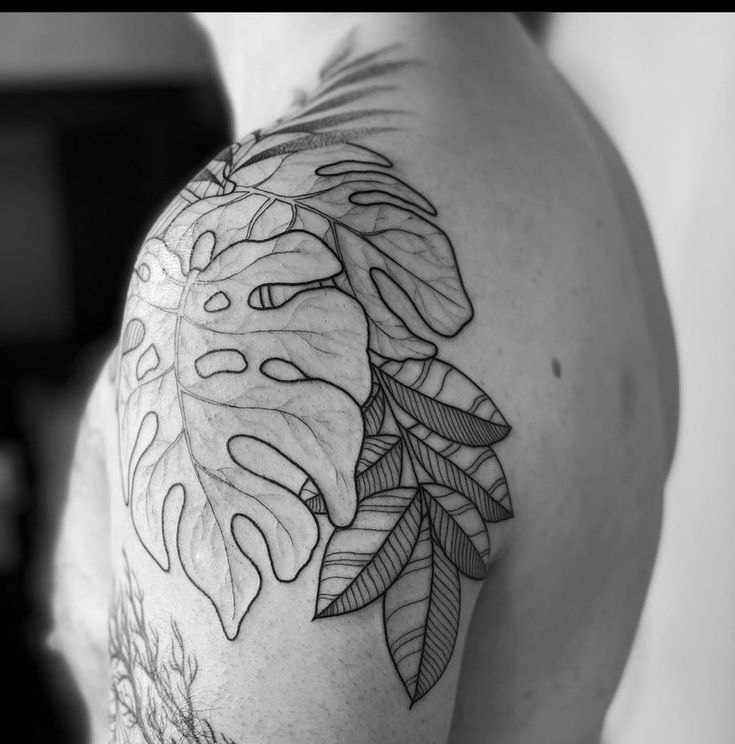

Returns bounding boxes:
[184,137,474,360]
[118,222,371,638]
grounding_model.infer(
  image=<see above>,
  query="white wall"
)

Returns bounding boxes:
[549,13,735,744]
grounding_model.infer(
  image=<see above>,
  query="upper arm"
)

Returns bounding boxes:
[100,14,670,744]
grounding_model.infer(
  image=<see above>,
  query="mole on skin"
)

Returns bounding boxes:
[551,357,562,379]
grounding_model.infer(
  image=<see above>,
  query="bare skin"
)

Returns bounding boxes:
[52,13,677,744]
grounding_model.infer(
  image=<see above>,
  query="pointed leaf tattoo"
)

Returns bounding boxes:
[377,357,511,446]
[405,430,512,523]
[356,434,403,498]
[423,483,490,580]
[384,513,461,705]
[315,487,422,618]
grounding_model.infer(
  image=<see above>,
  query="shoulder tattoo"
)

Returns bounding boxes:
[116,35,513,705]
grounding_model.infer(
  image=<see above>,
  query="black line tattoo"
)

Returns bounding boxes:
[117,36,513,706]
[109,557,238,744]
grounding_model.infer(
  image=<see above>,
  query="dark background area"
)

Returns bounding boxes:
[0,12,231,741]
[0,12,544,742]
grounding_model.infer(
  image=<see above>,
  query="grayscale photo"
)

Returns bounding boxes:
[0,12,731,744]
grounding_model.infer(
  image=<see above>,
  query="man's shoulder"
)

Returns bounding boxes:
[417,17,677,474]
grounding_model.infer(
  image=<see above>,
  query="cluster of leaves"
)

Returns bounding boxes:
[118,33,513,706]
[251,35,515,703]
[311,355,512,703]
[109,558,237,744]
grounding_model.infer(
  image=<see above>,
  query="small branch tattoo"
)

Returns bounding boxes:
[109,556,238,744]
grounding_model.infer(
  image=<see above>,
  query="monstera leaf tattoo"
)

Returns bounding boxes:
[117,38,513,703]
[119,230,370,638]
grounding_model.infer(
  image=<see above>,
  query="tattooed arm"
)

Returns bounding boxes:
[109,23,501,742]
[56,13,676,744]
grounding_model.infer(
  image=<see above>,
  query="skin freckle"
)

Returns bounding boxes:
[551,357,562,379]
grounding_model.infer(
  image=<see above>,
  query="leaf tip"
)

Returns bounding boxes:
[312,603,330,622]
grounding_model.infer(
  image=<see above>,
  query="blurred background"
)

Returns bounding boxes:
[0,11,731,743]
[0,12,230,741]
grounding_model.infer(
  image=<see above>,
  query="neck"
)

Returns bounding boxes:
[194,13,517,141]
[195,13,364,138]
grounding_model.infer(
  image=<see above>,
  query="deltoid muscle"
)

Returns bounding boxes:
[117,38,513,705]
